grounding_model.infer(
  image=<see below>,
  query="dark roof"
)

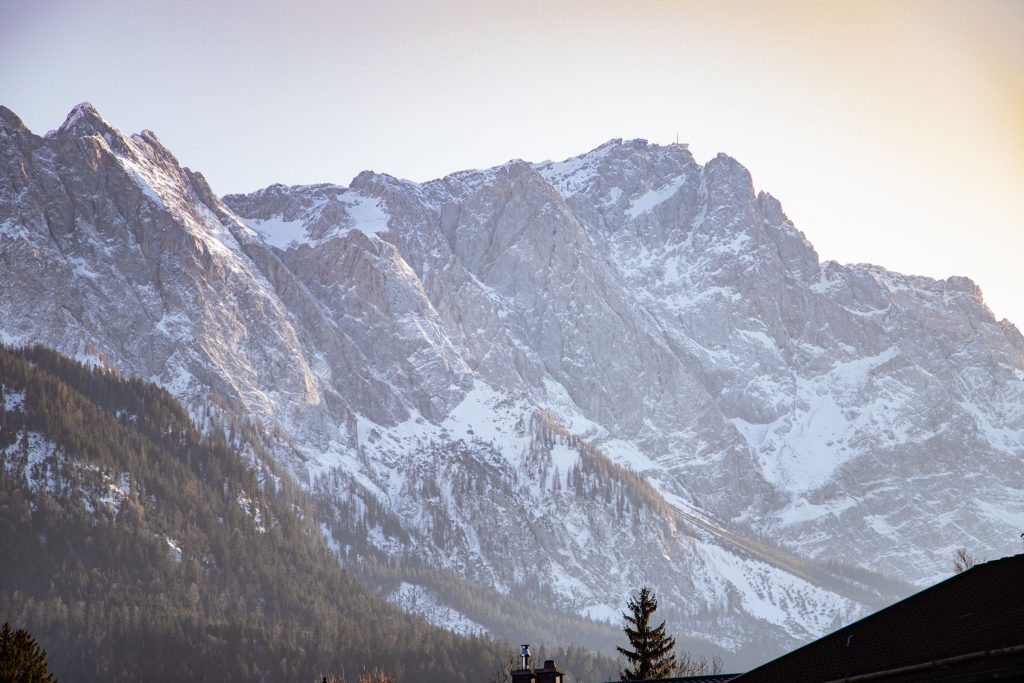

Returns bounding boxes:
[733,553,1024,683]
[649,677,739,683]
[608,677,739,683]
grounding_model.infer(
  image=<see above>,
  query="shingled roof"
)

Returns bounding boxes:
[732,553,1024,682]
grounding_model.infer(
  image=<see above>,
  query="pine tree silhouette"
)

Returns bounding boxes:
[617,587,676,681]
[0,622,57,682]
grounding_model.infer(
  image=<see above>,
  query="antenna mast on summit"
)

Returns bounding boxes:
[675,132,679,144]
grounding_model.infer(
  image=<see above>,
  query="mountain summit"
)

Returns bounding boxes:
[54,101,110,136]
[2,104,1022,663]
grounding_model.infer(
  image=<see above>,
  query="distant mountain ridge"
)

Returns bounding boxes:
[2,103,1021,664]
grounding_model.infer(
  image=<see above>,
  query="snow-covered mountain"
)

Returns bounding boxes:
[2,103,1022,663]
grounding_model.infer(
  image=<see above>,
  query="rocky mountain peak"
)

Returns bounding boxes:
[0,106,29,135]
[221,183,348,224]
[702,151,756,200]
[348,170,413,204]
[54,101,117,139]
[132,128,182,166]
[536,137,697,205]
[756,191,789,225]
[944,274,982,297]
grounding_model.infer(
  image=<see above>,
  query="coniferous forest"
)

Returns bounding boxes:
[0,344,617,682]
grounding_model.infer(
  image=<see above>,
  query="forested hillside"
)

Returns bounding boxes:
[0,344,616,682]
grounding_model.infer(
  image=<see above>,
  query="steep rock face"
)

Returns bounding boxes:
[3,107,1023,661]
[0,104,467,459]
[1,104,313,421]
[227,136,1024,587]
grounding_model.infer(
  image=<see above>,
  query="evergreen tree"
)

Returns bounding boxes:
[617,587,676,681]
[0,622,57,682]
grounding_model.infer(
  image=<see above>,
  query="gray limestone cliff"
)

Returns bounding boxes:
[3,107,1022,662]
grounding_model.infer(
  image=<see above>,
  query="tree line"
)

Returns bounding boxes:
[0,344,613,682]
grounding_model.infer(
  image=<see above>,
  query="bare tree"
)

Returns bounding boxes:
[320,670,395,683]
[674,652,724,676]
[487,654,517,683]
[358,671,395,683]
[952,547,977,574]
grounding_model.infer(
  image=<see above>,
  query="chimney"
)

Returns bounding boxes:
[512,668,537,683]
[512,645,536,683]
[535,659,565,683]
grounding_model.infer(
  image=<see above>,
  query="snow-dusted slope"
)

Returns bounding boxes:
[2,106,1022,662]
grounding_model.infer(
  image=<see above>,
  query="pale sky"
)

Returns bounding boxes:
[2,0,1022,328]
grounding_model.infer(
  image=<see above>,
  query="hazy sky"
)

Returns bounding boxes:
[3,0,1022,327]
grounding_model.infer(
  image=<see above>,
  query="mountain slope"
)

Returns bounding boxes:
[225,138,1024,586]
[2,104,1020,663]
[224,141,1024,622]
[4,343,602,681]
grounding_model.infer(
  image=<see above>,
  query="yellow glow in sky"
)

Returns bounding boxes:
[2,0,1022,326]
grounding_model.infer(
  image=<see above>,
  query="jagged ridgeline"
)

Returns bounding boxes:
[5,102,1022,664]
[0,344,617,682]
